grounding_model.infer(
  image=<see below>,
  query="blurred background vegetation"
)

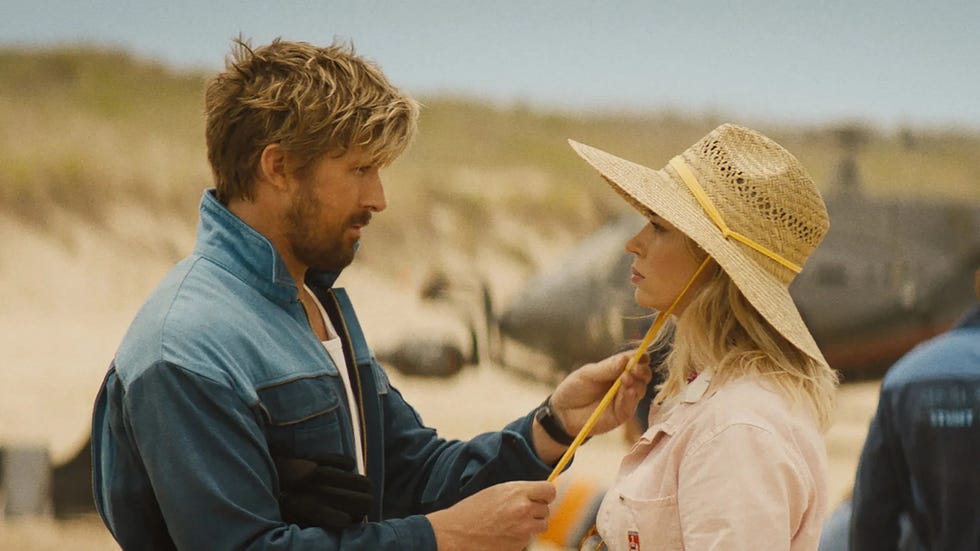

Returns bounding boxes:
[2,47,978,276]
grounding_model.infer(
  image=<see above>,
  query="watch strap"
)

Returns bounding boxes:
[535,395,584,447]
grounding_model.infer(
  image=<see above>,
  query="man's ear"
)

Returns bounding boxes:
[258,143,289,191]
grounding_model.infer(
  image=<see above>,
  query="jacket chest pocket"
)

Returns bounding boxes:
[257,375,350,458]
[599,492,682,551]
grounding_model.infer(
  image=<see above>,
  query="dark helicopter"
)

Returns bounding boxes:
[494,130,980,382]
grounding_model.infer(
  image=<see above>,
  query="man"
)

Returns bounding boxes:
[849,269,980,550]
[91,38,651,550]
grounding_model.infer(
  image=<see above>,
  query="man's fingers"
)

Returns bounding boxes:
[523,481,556,504]
[624,351,653,380]
[613,352,630,373]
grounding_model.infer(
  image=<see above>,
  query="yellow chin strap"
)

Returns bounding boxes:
[668,157,802,274]
[548,255,714,481]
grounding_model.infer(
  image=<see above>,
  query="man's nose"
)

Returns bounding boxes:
[364,171,386,213]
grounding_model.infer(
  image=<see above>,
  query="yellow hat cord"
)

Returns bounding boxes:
[547,255,714,481]
[668,157,802,274]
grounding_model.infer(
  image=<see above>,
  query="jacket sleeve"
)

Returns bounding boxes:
[122,361,437,550]
[676,423,815,550]
[849,388,905,551]
[377,376,555,517]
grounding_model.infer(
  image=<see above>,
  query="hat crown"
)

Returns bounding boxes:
[681,124,829,283]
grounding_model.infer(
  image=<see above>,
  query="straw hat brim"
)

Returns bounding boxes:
[569,139,828,368]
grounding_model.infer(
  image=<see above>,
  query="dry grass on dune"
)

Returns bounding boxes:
[0,49,208,222]
[2,47,977,257]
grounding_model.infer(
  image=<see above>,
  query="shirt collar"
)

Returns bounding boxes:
[680,367,715,403]
[640,367,716,438]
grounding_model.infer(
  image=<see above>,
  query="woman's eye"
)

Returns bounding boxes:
[651,221,666,233]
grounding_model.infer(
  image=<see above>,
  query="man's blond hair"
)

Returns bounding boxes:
[205,38,419,203]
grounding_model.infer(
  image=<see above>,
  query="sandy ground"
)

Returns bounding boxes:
[0,208,881,549]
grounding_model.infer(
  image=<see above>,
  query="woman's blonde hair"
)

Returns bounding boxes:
[655,240,838,430]
[205,38,420,204]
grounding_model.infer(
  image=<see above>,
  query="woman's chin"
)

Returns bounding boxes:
[633,290,657,311]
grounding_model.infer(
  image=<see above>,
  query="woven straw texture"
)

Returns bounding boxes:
[569,123,830,367]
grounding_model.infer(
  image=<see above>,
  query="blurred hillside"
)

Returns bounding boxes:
[3,46,979,282]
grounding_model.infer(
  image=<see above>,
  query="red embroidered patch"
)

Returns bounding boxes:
[628,530,640,550]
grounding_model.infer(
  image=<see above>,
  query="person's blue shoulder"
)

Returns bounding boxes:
[882,325,980,390]
[114,256,200,384]
[114,254,315,404]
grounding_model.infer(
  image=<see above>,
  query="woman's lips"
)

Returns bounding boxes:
[630,267,644,283]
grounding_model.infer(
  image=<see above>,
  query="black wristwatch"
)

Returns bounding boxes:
[535,395,587,447]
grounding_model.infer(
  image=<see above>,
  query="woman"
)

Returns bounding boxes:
[569,124,838,550]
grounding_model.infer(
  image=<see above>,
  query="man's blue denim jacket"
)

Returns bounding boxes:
[92,190,553,550]
[850,304,980,550]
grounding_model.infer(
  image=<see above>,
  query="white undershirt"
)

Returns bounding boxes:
[305,285,366,475]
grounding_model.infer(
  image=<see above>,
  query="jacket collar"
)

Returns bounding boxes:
[193,189,343,306]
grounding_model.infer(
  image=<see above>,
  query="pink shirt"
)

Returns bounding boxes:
[594,369,828,551]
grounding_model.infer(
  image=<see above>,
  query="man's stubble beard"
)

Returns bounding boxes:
[284,183,357,274]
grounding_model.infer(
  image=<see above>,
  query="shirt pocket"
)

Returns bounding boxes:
[617,492,682,550]
[256,374,348,458]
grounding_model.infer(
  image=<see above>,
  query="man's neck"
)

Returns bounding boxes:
[299,285,330,340]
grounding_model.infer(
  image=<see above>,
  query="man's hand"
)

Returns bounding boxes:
[550,350,652,438]
[426,480,556,551]
[274,453,373,531]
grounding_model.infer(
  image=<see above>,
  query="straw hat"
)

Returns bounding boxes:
[569,123,830,367]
